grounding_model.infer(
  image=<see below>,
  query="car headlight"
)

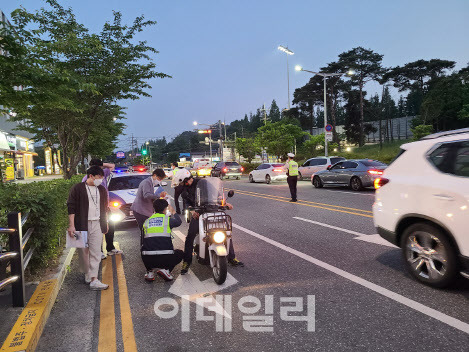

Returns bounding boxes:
[110,213,123,222]
[213,231,226,244]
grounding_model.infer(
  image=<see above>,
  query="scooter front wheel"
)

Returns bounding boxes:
[212,254,227,285]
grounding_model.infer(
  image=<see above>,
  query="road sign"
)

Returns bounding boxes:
[326,131,333,142]
[325,124,333,132]
[116,151,125,159]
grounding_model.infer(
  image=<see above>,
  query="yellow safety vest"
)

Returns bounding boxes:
[287,160,299,176]
[142,213,173,255]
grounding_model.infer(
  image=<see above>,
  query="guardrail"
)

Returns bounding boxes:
[0,212,35,307]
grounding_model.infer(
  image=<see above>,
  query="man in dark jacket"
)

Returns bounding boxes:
[67,166,109,291]
[141,199,183,282]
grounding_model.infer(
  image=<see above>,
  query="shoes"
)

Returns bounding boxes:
[107,249,123,256]
[90,280,109,290]
[228,258,245,267]
[145,270,155,282]
[85,274,91,284]
[289,199,297,202]
[176,210,181,215]
[157,269,174,281]
[180,262,190,275]
[101,253,107,260]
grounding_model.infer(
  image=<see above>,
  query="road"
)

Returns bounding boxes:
[35,178,469,352]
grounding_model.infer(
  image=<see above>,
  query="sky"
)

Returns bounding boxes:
[2,0,469,151]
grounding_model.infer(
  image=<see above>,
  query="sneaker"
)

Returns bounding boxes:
[90,280,109,290]
[228,258,245,267]
[101,253,107,260]
[144,270,155,282]
[107,249,123,256]
[289,199,297,203]
[180,262,190,275]
[157,269,174,281]
[84,274,91,284]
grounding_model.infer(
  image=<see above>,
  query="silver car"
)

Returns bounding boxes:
[312,159,387,191]
[298,156,345,180]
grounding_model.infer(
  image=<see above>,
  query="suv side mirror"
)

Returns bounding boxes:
[227,190,235,198]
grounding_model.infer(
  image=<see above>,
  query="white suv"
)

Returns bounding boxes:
[373,128,469,287]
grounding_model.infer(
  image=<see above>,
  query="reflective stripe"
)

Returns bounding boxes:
[144,233,172,238]
[142,250,174,255]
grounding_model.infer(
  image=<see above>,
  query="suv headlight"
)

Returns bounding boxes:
[213,231,226,244]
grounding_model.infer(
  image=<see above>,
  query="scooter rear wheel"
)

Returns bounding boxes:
[212,254,227,285]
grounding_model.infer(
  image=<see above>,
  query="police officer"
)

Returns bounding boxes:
[284,153,299,202]
[171,162,183,214]
[141,199,184,282]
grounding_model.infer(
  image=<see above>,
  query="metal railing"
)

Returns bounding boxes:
[0,212,35,307]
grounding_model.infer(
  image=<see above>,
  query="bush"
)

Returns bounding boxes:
[240,162,261,174]
[0,175,83,273]
[411,124,434,141]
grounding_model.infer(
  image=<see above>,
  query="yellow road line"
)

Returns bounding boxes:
[98,256,116,352]
[234,190,373,218]
[232,188,373,213]
[115,254,138,352]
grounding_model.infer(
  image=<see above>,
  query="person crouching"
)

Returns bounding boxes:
[141,199,183,281]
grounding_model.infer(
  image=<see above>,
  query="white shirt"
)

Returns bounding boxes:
[86,184,100,221]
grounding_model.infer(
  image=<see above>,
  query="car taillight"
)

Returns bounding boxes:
[110,201,121,208]
[273,168,283,172]
[138,168,145,172]
[374,178,389,189]
[223,167,228,172]
[240,167,244,172]
[368,169,383,175]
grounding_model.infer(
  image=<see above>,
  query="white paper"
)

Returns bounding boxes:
[66,231,88,248]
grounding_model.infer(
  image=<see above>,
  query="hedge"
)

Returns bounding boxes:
[0,175,83,273]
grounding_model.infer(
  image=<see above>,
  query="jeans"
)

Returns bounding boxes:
[287,176,298,201]
[141,249,184,272]
[184,217,236,265]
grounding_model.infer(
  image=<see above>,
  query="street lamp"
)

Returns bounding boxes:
[295,65,354,157]
[278,45,294,109]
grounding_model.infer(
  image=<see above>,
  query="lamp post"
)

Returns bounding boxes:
[145,141,151,165]
[295,65,354,157]
[278,45,294,109]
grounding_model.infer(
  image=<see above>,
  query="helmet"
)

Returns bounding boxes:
[171,168,192,188]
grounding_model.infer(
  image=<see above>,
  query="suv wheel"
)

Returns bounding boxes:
[401,223,458,288]
[312,176,323,188]
[350,177,363,191]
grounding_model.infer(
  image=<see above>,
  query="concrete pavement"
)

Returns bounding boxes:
[30,178,469,351]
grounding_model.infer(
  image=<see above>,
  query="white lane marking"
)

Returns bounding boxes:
[356,234,398,248]
[173,229,186,241]
[294,217,367,236]
[233,223,469,335]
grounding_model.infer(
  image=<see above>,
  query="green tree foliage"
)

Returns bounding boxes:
[235,138,260,163]
[268,100,281,122]
[411,125,434,140]
[256,121,306,160]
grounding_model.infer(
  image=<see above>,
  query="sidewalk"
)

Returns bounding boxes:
[13,175,63,184]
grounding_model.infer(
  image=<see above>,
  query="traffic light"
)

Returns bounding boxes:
[142,149,147,155]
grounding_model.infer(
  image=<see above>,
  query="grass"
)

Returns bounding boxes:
[341,139,411,164]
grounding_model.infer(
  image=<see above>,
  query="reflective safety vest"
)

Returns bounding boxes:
[287,160,299,176]
[172,168,178,176]
[141,213,174,255]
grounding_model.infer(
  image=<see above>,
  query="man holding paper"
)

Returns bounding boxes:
[67,166,109,291]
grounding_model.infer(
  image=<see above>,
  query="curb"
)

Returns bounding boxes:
[0,247,76,352]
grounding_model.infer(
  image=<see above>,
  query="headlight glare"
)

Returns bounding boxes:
[213,231,226,244]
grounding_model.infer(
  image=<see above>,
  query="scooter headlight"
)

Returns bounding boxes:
[213,231,226,244]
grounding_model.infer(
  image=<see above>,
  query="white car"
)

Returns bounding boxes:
[298,156,345,180]
[373,128,469,287]
[249,163,287,184]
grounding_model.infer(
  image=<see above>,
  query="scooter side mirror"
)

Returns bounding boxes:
[227,190,235,198]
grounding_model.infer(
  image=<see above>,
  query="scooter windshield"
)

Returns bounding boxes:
[196,177,225,207]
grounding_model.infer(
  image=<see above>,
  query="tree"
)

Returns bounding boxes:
[293,75,323,134]
[268,100,281,123]
[5,1,169,178]
[337,47,384,146]
[235,138,260,163]
[256,121,306,160]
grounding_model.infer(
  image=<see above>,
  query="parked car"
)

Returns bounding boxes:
[130,164,147,173]
[108,172,166,224]
[249,163,287,184]
[312,159,387,191]
[298,156,345,180]
[211,161,244,179]
[191,159,213,177]
[373,128,469,288]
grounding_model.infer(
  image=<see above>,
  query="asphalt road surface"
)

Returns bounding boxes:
[36,178,469,352]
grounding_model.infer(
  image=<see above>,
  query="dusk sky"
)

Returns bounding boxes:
[3,1,469,150]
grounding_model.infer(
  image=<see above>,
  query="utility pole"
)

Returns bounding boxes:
[261,104,269,125]
[218,120,224,161]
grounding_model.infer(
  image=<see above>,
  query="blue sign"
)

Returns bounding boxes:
[325,124,333,132]
[116,151,125,159]
[179,153,191,158]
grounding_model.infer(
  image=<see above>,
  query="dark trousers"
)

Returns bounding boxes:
[104,221,116,252]
[287,176,298,201]
[174,185,184,213]
[184,217,236,265]
[134,211,150,245]
[141,249,184,271]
